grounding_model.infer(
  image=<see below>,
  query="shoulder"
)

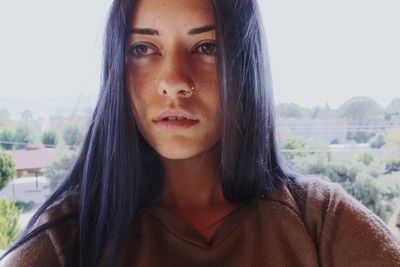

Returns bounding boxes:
[266,175,382,220]
[0,194,78,267]
[263,176,400,265]
[260,176,341,218]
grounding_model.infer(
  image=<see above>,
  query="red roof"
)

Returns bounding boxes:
[7,146,71,171]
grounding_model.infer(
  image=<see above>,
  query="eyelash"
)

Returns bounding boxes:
[193,41,217,56]
[127,43,159,58]
[126,41,217,58]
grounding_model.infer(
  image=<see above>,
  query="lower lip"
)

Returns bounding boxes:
[154,119,199,131]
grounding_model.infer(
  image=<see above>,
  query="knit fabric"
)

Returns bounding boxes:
[2,177,400,266]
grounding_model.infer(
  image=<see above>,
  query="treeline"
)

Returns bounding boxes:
[277,97,400,230]
[0,111,90,150]
[277,96,400,124]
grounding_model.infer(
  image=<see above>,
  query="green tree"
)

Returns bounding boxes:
[41,130,59,148]
[369,134,385,148]
[385,160,400,174]
[277,103,309,119]
[293,154,400,223]
[351,172,400,222]
[0,129,14,150]
[0,198,21,250]
[338,96,384,125]
[281,138,308,160]
[356,153,374,166]
[63,126,83,149]
[13,124,35,149]
[45,154,76,190]
[346,131,374,144]
[311,103,338,120]
[0,151,15,190]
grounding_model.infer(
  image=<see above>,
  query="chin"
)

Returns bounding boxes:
[157,147,201,160]
[154,141,220,161]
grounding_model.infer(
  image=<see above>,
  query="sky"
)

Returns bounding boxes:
[0,0,399,119]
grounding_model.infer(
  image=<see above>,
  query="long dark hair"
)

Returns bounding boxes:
[2,0,295,266]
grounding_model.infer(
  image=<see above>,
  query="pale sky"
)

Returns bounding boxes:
[0,0,399,119]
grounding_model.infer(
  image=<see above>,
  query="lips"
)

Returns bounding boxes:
[162,116,190,121]
[153,110,199,131]
[154,110,198,122]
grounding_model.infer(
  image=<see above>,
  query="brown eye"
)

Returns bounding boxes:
[196,41,217,55]
[127,43,159,57]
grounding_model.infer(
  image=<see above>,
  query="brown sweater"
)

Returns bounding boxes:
[2,177,400,266]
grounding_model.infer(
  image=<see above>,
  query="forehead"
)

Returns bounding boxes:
[131,0,215,29]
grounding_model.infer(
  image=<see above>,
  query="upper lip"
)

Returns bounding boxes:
[154,110,199,122]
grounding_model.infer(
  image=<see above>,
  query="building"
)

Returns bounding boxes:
[7,145,71,177]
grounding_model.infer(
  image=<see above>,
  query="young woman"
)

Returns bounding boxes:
[1,0,400,266]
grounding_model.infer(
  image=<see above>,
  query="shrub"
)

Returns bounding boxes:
[41,130,59,148]
[15,200,35,213]
[63,126,83,149]
[356,153,374,166]
[45,154,76,191]
[0,151,15,190]
[385,159,400,174]
[0,198,21,250]
[13,124,35,149]
[369,134,385,149]
[0,130,14,150]
[293,156,400,223]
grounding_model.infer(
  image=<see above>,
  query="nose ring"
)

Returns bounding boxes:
[179,83,196,97]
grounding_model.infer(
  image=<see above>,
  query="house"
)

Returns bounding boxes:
[7,145,71,177]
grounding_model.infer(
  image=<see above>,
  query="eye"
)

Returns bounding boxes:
[127,43,159,57]
[194,41,217,56]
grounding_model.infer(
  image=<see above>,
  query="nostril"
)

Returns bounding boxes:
[160,85,193,98]
[179,89,191,97]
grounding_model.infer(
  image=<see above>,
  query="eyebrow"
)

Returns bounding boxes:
[129,25,215,36]
[188,25,215,35]
[129,28,159,36]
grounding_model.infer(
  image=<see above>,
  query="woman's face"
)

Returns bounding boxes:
[126,0,221,160]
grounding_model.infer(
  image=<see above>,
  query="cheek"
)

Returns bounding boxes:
[127,75,150,132]
[127,70,156,108]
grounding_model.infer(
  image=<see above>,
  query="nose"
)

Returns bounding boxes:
[157,52,193,99]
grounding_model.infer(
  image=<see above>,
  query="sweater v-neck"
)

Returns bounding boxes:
[147,201,253,249]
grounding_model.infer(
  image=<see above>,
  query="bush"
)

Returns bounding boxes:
[346,131,374,144]
[292,155,400,223]
[351,172,400,222]
[13,124,35,149]
[356,153,374,166]
[0,198,21,250]
[281,138,308,160]
[63,126,83,149]
[45,154,76,191]
[385,159,400,174]
[0,151,15,190]
[15,200,35,213]
[41,130,59,148]
[369,134,385,149]
[0,130,14,150]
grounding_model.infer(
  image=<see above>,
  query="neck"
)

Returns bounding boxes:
[159,149,227,211]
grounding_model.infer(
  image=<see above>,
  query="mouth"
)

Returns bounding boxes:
[154,110,199,131]
[160,116,197,121]
[154,110,198,121]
